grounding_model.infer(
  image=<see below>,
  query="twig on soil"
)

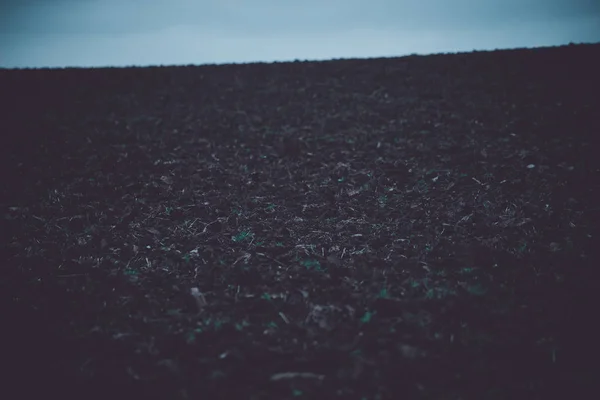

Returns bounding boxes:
[270,372,325,381]
[256,252,286,267]
[278,312,290,324]
[190,287,207,312]
[56,273,88,278]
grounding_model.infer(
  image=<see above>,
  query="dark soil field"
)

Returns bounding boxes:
[1,43,599,399]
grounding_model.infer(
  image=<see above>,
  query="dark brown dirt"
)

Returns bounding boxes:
[1,43,599,399]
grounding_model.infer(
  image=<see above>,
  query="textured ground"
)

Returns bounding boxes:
[1,43,599,399]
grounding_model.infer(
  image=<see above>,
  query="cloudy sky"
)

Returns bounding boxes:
[1,0,599,68]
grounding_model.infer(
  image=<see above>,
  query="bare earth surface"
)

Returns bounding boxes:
[1,43,599,399]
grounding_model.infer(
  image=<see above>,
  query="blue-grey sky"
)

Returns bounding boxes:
[1,0,599,68]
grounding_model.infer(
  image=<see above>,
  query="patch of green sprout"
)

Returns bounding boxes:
[232,231,252,242]
[360,310,375,324]
[266,321,278,329]
[378,195,388,207]
[518,242,528,253]
[301,259,324,272]
[261,293,272,301]
[467,284,487,296]
[235,320,250,331]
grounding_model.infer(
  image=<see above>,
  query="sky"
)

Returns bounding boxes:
[1,0,599,68]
